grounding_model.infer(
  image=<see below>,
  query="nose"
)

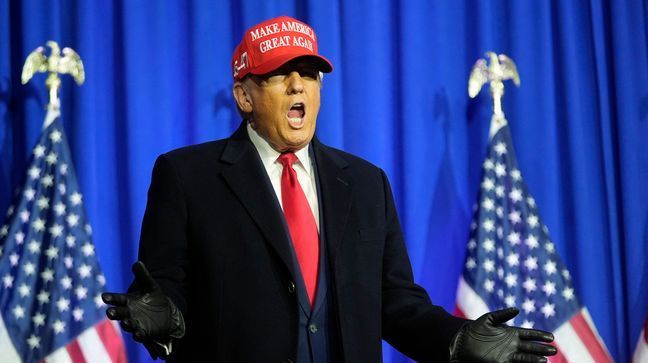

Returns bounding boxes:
[286,71,304,94]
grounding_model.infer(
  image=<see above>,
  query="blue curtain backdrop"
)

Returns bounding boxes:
[1,1,647,362]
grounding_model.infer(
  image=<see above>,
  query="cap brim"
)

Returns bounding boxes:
[250,53,333,77]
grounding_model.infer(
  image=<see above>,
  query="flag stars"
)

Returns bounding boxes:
[562,269,571,280]
[97,274,106,286]
[52,319,66,334]
[545,242,555,253]
[33,144,46,158]
[64,255,73,268]
[525,235,539,249]
[495,186,505,198]
[509,188,523,203]
[27,334,40,349]
[95,293,106,308]
[19,210,30,222]
[481,178,495,191]
[497,267,504,279]
[24,188,36,201]
[70,192,83,206]
[45,246,59,259]
[58,183,67,195]
[56,297,70,312]
[33,313,45,327]
[483,259,495,272]
[14,231,25,244]
[527,215,539,227]
[508,210,521,224]
[81,242,95,257]
[507,232,521,245]
[495,163,506,177]
[60,163,68,175]
[49,224,64,238]
[73,307,84,321]
[54,202,66,216]
[66,213,79,227]
[28,240,41,253]
[482,219,495,232]
[524,256,538,271]
[32,218,46,232]
[12,305,25,319]
[45,151,58,165]
[496,207,504,218]
[544,261,557,275]
[466,258,476,269]
[28,167,41,180]
[541,303,556,318]
[3,274,13,287]
[484,279,495,292]
[506,252,520,267]
[522,298,536,314]
[523,277,537,293]
[505,273,518,287]
[23,262,35,276]
[527,197,536,207]
[60,276,72,289]
[49,130,62,143]
[468,239,477,250]
[0,225,7,237]
[510,169,521,181]
[505,295,516,307]
[18,283,31,297]
[494,142,507,155]
[483,239,495,252]
[37,290,50,304]
[75,286,88,300]
[78,264,92,278]
[484,159,495,170]
[562,287,575,301]
[66,235,76,247]
[482,198,495,211]
[542,281,556,296]
[40,174,54,187]
[9,252,19,266]
[41,268,54,282]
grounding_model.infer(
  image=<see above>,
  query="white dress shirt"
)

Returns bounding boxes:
[247,123,320,231]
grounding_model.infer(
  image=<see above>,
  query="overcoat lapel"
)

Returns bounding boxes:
[219,124,295,277]
[312,138,352,264]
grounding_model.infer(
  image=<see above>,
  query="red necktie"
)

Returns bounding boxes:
[277,152,319,306]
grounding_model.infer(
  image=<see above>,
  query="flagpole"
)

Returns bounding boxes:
[21,40,85,128]
[467,51,520,140]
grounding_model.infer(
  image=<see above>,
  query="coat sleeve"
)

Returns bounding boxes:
[379,169,468,362]
[134,154,190,316]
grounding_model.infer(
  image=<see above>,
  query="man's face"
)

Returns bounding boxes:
[234,59,321,152]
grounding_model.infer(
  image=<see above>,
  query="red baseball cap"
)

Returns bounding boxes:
[231,15,333,81]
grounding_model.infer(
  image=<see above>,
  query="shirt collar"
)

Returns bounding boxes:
[246,122,312,175]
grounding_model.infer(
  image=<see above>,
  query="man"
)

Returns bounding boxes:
[102,16,557,362]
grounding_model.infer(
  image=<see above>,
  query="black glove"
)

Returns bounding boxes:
[102,261,185,360]
[449,307,557,363]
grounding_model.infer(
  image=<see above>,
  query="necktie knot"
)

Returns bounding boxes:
[277,152,298,168]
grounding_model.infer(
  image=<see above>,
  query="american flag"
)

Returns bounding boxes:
[0,109,126,362]
[455,123,613,362]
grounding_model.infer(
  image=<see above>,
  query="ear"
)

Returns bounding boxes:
[232,82,253,113]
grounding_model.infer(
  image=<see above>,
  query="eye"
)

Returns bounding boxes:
[299,69,319,80]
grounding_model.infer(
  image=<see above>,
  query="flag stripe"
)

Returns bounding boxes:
[553,319,595,362]
[65,340,86,363]
[634,329,647,363]
[44,346,73,363]
[77,324,111,363]
[95,319,127,363]
[548,342,568,363]
[570,311,612,362]
[455,277,489,320]
[0,314,21,363]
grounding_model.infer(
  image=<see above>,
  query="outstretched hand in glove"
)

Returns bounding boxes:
[102,261,185,360]
[450,307,557,363]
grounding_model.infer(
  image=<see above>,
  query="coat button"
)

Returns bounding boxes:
[288,281,296,293]
[309,324,318,333]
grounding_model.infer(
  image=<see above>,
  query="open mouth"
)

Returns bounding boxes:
[287,102,306,127]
